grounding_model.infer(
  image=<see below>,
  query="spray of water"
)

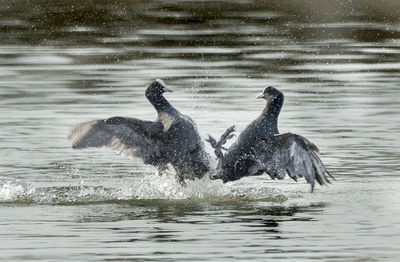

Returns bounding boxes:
[0,178,36,202]
[0,171,288,204]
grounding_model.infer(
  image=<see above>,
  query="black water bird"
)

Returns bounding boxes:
[69,79,210,182]
[209,86,332,191]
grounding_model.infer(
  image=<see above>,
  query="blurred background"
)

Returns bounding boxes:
[0,0,399,261]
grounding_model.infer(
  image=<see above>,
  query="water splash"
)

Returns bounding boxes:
[127,173,231,200]
[0,173,288,205]
[0,178,35,202]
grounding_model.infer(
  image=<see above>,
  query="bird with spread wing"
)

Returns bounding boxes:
[207,86,333,191]
[69,80,210,182]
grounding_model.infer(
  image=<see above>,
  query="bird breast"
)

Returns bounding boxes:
[158,112,176,131]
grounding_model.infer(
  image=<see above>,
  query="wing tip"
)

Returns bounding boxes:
[68,120,101,147]
[326,169,335,181]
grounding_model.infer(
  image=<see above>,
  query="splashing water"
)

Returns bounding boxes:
[0,172,288,205]
[0,178,35,202]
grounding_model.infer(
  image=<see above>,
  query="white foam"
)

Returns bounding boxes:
[0,179,35,202]
[0,172,287,204]
[123,173,230,200]
[114,171,286,201]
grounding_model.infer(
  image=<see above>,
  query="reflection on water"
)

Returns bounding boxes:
[1,0,400,261]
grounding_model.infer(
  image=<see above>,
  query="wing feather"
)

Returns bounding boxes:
[252,133,332,191]
[68,117,165,165]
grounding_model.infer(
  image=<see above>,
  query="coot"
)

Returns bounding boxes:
[209,86,332,191]
[69,79,210,182]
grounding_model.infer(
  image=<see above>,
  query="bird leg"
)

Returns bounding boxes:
[206,125,236,159]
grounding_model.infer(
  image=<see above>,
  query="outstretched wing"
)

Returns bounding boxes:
[251,133,333,191]
[68,117,166,166]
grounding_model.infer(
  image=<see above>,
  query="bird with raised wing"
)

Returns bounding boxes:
[208,86,333,191]
[69,79,210,182]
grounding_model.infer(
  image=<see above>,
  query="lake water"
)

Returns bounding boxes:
[1,0,400,261]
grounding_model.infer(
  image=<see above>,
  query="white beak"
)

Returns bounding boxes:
[256,92,264,99]
[163,86,174,93]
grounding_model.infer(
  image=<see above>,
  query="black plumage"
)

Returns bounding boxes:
[209,86,332,191]
[69,79,210,182]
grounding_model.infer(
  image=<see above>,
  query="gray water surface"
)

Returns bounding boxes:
[1,0,400,261]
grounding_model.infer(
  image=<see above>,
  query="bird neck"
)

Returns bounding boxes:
[147,94,176,113]
[260,96,283,135]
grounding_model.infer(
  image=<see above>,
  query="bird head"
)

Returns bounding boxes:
[146,79,173,97]
[256,85,284,103]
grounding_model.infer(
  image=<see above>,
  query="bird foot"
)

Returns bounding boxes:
[206,125,236,159]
